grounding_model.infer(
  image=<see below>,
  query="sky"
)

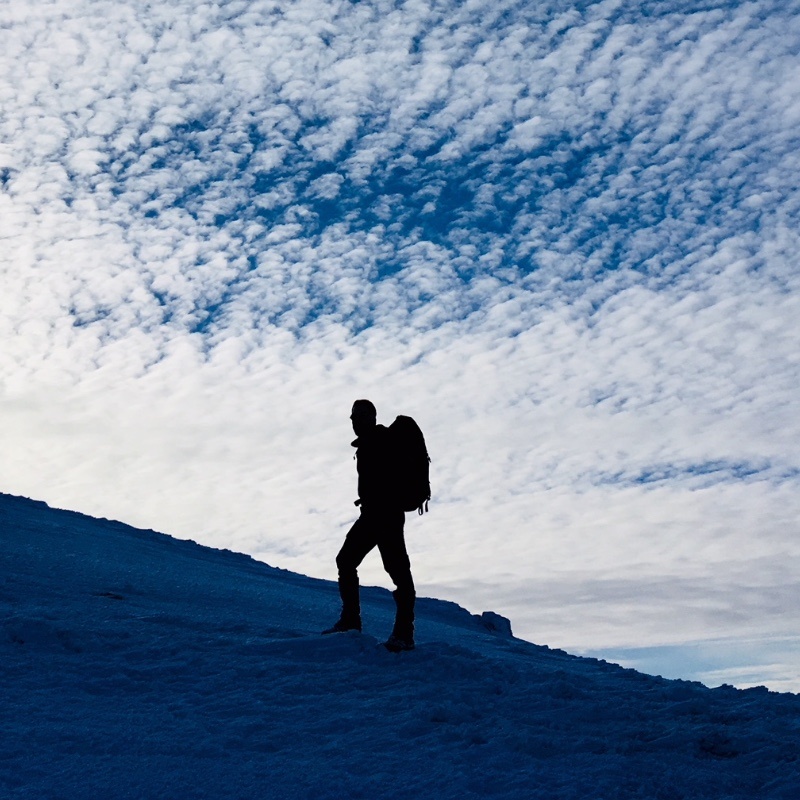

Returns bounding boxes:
[1,0,799,690]
[4,491,800,798]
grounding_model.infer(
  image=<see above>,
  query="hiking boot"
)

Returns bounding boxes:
[383,634,415,652]
[322,618,362,635]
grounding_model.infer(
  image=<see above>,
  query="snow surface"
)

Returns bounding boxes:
[2,492,799,799]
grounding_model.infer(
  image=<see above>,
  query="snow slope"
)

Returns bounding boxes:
[2,492,799,799]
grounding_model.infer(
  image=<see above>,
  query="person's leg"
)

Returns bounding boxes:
[328,514,376,631]
[376,509,416,645]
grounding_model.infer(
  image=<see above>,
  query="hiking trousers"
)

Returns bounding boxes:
[336,506,415,638]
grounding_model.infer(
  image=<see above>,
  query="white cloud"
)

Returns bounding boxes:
[1,0,799,689]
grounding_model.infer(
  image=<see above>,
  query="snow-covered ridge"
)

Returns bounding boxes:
[2,492,799,799]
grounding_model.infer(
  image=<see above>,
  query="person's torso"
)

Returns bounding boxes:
[353,425,396,506]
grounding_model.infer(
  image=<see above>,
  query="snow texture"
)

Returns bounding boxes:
[2,492,799,799]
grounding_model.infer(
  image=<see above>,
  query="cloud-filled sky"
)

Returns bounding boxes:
[2,0,799,689]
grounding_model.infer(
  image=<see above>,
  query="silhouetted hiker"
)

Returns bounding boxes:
[323,399,417,652]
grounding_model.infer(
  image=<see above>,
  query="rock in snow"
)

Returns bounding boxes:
[1,492,799,799]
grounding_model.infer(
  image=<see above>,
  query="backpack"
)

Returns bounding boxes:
[388,415,431,515]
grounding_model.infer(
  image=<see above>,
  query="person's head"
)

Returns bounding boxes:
[350,399,377,437]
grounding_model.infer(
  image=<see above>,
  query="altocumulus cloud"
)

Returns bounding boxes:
[1,0,799,690]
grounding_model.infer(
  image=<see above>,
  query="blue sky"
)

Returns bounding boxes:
[2,0,799,689]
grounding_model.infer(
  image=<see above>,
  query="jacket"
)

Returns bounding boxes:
[352,424,398,509]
